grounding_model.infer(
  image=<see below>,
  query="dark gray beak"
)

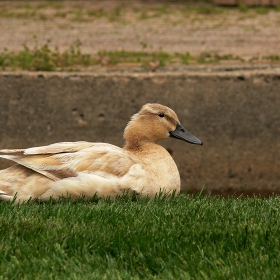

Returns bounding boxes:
[169,123,203,145]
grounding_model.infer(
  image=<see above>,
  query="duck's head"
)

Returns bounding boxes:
[124,103,203,149]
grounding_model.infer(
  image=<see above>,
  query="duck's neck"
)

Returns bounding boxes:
[123,120,156,151]
[124,141,170,168]
[123,139,153,152]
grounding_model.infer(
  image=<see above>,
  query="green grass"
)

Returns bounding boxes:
[0,39,248,71]
[264,55,280,61]
[0,39,279,71]
[0,39,95,71]
[0,194,280,279]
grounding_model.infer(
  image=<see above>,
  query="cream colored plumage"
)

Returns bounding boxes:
[0,103,202,203]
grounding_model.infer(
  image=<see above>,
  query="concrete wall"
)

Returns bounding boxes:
[0,70,279,195]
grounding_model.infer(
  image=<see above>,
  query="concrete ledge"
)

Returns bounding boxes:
[1,69,280,195]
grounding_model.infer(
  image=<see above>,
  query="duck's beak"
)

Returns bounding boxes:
[169,123,203,146]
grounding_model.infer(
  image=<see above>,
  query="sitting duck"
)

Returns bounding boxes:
[0,103,202,203]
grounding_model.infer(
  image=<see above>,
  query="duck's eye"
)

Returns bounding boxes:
[158,113,165,118]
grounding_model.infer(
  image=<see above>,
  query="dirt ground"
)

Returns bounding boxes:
[0,1,280,65]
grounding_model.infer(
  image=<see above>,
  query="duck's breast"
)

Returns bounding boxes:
[129,144,181,196]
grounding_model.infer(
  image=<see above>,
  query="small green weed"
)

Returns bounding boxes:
[181,4,224,15]
[87,8,105,18]
[36,2,64,10]
[14,4,32,9]
[238,4,250,13]
[238,5,278,15]
[175,52,196,65]
[0,38,95,71]
[108,5,123,22]
[264,55,280,61]
[254,6,270,15]
[54,11,67,18]
[197,52,242,64]
[0,7,36,19]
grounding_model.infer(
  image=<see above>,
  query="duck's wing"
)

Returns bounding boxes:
[0,141,96,155]
[0,142,139,182]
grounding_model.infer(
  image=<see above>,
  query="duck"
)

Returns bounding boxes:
[0,103,202,203]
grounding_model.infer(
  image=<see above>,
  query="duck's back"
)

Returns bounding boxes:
[0,142,142,202]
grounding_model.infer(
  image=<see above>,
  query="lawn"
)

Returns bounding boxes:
[0,194,279,279]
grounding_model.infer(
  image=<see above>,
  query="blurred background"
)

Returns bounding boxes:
[1,0,280,69]
[0,0,279,196]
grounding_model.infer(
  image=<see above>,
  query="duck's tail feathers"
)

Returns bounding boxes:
[0,149,25,154]
[0,190,13,202]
